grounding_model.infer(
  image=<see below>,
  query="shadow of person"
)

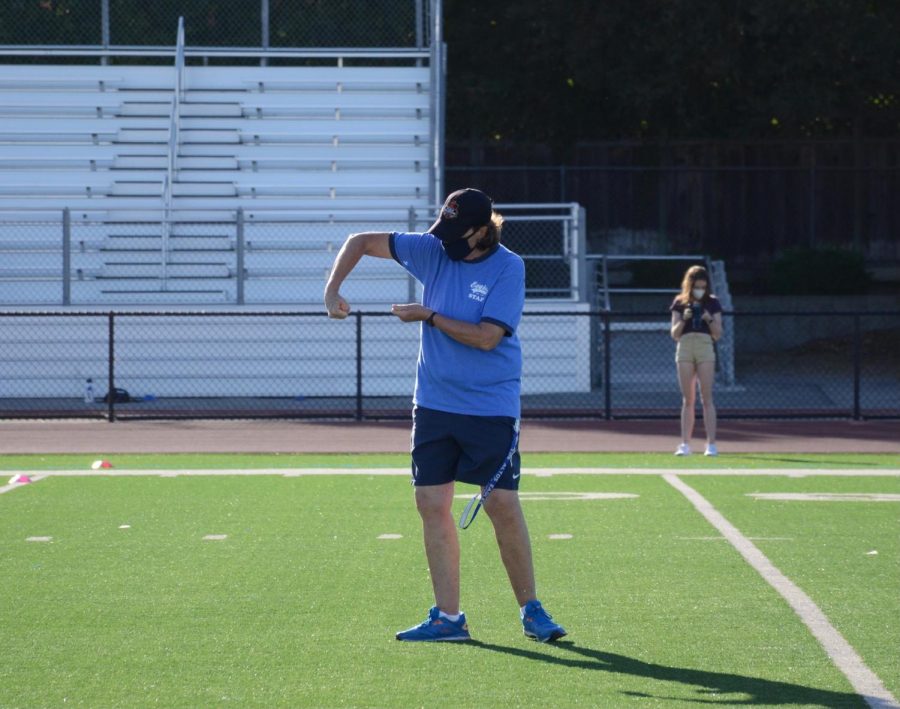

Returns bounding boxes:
[465,640,867,707]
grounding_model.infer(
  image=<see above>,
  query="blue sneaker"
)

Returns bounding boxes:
[396,607,471,642]
[521,600,567,642]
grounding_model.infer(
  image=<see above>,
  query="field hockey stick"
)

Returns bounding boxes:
[458,419,520,530]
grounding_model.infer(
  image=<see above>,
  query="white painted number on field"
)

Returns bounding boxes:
[748,493,900,502]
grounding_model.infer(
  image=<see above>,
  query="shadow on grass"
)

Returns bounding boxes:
[466,640,867,707]
[729,455,882,467]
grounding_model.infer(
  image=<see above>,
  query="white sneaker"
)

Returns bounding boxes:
[704,444,718,457]
[674,443,691,456]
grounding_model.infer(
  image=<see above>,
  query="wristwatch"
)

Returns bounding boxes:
[426,312,437,327]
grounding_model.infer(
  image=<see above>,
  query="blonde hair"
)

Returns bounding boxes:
[676,265,713,305]
[475,211,504,250]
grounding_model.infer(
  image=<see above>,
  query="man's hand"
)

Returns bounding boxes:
[391,303,432,323]
[325,291,351,319]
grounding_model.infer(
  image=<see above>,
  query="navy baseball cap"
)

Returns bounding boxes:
[427,188,494,241]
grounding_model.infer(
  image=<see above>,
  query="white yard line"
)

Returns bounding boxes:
[664,473,899,709]
[3,467,898,478]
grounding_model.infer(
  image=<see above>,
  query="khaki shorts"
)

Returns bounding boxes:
[676,332,716,364]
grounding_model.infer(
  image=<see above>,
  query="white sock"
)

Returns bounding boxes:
[439,610,462,622]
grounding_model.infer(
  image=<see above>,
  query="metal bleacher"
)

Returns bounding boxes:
[0,26,435,305]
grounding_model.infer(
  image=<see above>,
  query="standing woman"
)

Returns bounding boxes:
[669,265,723,456]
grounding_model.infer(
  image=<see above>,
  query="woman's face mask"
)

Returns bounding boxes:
[442,236,475,261]
[692,288,706,300]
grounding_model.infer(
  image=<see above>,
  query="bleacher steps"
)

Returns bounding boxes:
[103,236,234,252]
[100,264,230,279]
[180,129,241,144]
[117,128,168,144]
[113,155,168,169]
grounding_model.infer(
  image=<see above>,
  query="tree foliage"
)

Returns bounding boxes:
[444,0,900,155]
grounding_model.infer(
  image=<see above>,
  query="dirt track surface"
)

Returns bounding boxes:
[0,419,896,455]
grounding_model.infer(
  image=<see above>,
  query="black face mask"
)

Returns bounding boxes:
[442,237,475,261]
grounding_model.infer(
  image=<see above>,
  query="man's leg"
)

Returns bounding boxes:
[415,482,460,615]
[483,488,536,606]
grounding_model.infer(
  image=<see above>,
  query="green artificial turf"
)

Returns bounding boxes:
[2,471,893,708]
[688,474,900,701]
[0,451,897,471]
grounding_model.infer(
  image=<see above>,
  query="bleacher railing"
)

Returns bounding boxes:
[161,17,185,291]
[0,204,586,306]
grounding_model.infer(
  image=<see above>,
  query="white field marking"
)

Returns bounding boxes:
[664,474,899,709]
[202,534,228,541]
[0,474,46,495]
[119,525,131,529]
[748,493,900,503]
[377,534,403,540]
[453,491,638,501]
[676,536,794,541]
[11,467,899,478]
[548,534,573,540]
[26,536,52,542]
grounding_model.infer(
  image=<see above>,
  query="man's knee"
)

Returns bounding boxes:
[483,489,521,521]
[415,485,452,519]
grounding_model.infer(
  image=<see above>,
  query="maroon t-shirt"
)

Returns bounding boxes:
[670,295,722,336]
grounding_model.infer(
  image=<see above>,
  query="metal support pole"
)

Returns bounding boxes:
[603,311,612,420]
[62,208,71,306]
[355,311,363,421]
[415,0,424,49]
[260,0,270,67]
[236,209,245,305]
[852,314,861,420]
[101,0,110,66]
[107,312,116,422]
[407,207,417,301]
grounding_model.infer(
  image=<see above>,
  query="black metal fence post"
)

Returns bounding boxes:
[62,208,71,306]
[853,314,861,420]
[603,311,612,420]
[107,312,116,422]
[355,311,363,421]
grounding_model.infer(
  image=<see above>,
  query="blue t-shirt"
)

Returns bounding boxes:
[389,232,525,418]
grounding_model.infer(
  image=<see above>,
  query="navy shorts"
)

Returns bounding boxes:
[411,406,521,490]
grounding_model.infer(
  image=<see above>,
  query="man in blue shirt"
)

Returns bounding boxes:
[324,188,566,643]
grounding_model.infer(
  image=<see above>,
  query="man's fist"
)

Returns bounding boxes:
[325,291,351,319]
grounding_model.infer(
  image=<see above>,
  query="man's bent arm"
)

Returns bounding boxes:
[325,232,392,294]
[432,314,505,352]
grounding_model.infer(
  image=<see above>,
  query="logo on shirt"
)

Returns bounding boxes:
[468,281,489,302]
[442,200,459,219]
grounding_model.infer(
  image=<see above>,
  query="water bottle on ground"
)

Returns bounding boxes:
[84,378,94,404]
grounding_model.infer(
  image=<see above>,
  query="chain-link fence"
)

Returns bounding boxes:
[0,0,428,50]
[0,310,897,420]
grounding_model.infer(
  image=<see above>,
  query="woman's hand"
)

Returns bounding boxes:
[682,306,693,321]
[391,303,433,323]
